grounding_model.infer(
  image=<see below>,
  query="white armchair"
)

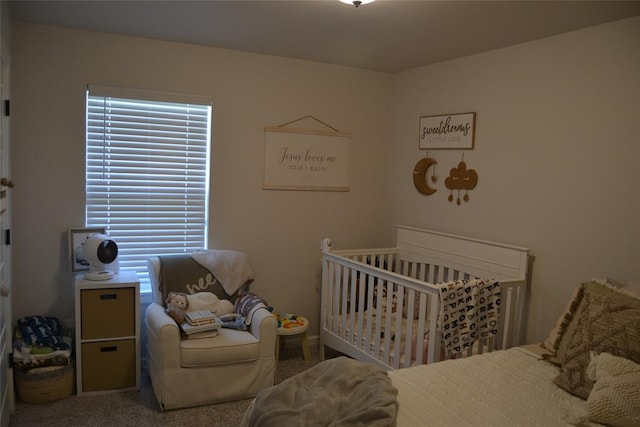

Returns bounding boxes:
[144,255,277,410]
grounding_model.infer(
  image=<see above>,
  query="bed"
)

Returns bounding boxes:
[390,346,588,426]
[242,278,640,427]
[319,226,531,369]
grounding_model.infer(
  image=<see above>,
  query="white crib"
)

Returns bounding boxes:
[320,225,531,370]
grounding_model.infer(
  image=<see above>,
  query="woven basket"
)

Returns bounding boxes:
[15,362,74,403]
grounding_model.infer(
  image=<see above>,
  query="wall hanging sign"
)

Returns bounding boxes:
[263,116,351,191]
[419,112,476,150]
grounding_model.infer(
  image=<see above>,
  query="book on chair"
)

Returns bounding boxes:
[180,311,222,336]
[185,310,220,326]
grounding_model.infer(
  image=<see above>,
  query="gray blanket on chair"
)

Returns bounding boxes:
[243,356,398,427]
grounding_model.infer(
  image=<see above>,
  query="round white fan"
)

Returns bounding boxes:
[83,233,119,281]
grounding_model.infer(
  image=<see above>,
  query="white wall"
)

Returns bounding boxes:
[389,17,640,343]
[11,17,640,347]
[10,24,392,335]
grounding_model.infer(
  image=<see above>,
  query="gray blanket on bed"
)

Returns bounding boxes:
[244,356,398,427]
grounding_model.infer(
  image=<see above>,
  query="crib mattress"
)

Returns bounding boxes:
[331,311,489,367]
[389,347,596,426]
[332,311,427,365]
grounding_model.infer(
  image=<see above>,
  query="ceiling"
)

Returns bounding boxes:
[8,0,640,73]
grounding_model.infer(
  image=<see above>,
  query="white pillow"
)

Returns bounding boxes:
[586,352,640,427]
[541,278,625,356]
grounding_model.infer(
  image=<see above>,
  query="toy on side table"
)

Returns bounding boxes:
[275,313,306,329]
[273,312,310,362]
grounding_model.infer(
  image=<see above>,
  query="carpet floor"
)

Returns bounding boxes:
[10,344,339,427]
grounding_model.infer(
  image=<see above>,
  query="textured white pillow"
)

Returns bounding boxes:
[586,352,640,427]
[541,279,626,357]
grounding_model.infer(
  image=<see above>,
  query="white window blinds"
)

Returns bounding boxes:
[86,85,212,294]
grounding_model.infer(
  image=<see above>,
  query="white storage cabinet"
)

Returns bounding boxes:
[74,271,140,395]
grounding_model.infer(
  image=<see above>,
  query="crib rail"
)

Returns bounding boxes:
[320,244,527,370]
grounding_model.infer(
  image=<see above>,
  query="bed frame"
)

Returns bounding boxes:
[320,225,531,370]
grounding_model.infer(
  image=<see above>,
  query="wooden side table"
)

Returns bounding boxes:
[275,313,310,362]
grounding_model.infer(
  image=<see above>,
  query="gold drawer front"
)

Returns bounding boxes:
[81,340,136,392]
[81,288,135,339]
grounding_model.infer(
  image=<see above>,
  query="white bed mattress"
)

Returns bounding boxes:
[389,347,599,426]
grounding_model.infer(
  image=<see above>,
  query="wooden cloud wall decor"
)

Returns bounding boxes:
[445,159,478,205]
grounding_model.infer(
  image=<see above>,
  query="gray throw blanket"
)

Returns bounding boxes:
[158,254,234,302]
[243,357,398,427]
[191,250,254,296]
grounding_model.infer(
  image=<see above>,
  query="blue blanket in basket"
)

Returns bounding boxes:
[17,316,69,351]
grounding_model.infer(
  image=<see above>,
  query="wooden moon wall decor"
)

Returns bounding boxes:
[445,160,478,205]
[413,156,438,195]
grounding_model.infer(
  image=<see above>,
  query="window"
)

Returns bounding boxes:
[85,85,212,294]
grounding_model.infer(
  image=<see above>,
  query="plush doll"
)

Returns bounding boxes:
[165,292,189,325]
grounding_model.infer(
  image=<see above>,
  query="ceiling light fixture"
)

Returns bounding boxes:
[340,0,375,7]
